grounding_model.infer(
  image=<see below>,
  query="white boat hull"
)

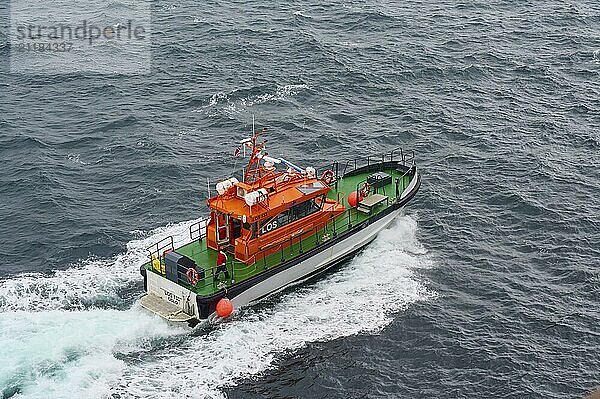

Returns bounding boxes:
[145,268,201,320]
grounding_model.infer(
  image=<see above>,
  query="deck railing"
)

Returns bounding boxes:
[210,146,415,196]
[336,146,415,178]
[144,197,390,294]
[147,236,174,262]
[145,147,415,294]
[189,217,209,242]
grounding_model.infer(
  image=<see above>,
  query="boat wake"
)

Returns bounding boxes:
[0,215,433,399]
[0,307,186,399]
[0,219,202,313]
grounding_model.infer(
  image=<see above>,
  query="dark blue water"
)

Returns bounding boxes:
[1,0,599,398]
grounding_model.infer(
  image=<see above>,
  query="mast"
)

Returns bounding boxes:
[243,128,268,185]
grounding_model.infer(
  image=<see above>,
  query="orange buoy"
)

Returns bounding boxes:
[347,191,362,207]
[216,298,233,318]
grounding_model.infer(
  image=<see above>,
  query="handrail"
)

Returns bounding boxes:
[146,236,174,260]
[146,198,376,294]
[340,146,415,177]
[189,217,209,242]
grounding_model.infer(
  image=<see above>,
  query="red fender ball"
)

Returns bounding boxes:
[347,191,363,207]
[216,298,233,318]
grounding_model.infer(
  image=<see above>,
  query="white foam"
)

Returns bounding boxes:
[0,219,202,312]
[0,306,185,399]
[67,153,87,165]
[204,85,309,118]
[207,91,228,107]
[293,10,313,18]
[115,215,434,399]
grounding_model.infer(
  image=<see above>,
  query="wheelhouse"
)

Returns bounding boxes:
[206,172,344,263]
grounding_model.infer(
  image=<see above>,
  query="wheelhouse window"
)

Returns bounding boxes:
[232,218,242,239]
[289,199,320,222]
[258,197,322,236]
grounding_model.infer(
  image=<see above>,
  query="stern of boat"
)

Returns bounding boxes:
[140,270,200,323]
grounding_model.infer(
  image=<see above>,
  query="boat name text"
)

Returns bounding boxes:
[162,289,182,306]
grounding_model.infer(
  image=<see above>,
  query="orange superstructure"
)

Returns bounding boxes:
[205,131,345,264]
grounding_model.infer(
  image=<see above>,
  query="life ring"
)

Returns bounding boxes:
[321,170,335,184]
[360,182,371,198]
[186,267,199,286]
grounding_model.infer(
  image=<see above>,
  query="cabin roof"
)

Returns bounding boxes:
[207,175,330,223]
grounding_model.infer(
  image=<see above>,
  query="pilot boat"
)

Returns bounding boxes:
[139,129,420,325]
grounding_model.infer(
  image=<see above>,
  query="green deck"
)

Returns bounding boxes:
[145,166,413,297]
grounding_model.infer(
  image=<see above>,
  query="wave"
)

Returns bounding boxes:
[92,115,139,133]
[0,219,202,312]
[203,84,310,118]
[0,306,185,399]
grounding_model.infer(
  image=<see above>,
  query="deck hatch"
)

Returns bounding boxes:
[296,181,325,195]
